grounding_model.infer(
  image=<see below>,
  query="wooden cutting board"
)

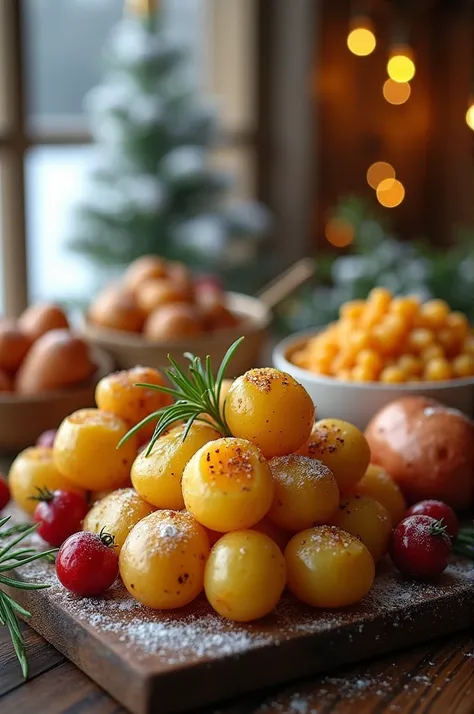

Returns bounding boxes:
[2,508,473,714]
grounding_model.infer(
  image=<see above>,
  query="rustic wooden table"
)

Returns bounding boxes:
[1,623,473,713]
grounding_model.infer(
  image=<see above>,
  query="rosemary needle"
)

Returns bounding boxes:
[118,336,244,455]
[0,514,57,678]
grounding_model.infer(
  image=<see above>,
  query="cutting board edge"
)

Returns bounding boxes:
[3,578,473,714]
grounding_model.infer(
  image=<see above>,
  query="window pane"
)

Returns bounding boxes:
[25,146,99,305]
[24,0,205,121]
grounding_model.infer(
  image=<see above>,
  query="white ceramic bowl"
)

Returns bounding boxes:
[273,329,474,431]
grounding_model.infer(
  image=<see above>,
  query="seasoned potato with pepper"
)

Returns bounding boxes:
[225,368,315,458]
[95,366,173,443]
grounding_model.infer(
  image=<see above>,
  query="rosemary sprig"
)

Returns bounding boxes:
[0,515,57,678]
[119,336,244,455]
[453,525,474,559]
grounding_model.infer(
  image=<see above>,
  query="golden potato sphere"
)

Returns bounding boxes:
[95,366,173,443]
[182,437,274,532]
[131,422,221,510]
[204,530,286,622]
[225,368,315,458]
[329,495,392,562]
[285,526,375,608]
[299,419,370,494]
[9,446,84,515]
[83,488,154,553]
[119,509,210,609]
[53,409,137,491]
[354,464,406,526]
[267,454,339,532]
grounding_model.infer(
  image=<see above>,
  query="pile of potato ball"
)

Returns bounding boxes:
[7,354,470,623]
[88,255,240,341]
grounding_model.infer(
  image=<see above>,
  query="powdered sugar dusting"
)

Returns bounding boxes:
[3,505,473,673]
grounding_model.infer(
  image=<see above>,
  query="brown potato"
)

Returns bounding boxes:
[136,278,192,314]
[196,285,240,331]
[123,255,168,294]
[365,396,474,509]
[89,285,145,333]
[18,303,69,341]
[167,261,195,300]
[144,304,204,341]
[0,320,31,372]
[16,329,96,395]
[0,368,13,392]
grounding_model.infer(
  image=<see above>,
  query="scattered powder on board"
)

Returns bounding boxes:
[7,511,474,669]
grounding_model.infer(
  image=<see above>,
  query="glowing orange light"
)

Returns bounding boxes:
[376,178,405,207]
[383,78,411,105]
[466,103,474,131]
[325,217,355,248]
[387,45,415,83]
[347,17,376,57]
[366,161,396,190]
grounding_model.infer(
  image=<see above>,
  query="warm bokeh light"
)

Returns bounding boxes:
[466,103,474,131]
[325,217,355,248]
[366,161,396,190]
[387,45,415,83]
[376,178,405,207]
[347,17,376,57]
[383,78,411,105]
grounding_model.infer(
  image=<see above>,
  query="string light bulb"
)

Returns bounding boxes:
[366,161,396,190]
[387,44,416,83]
[383,78,411,105]
[376,178,405,207]
[466,100,474,131]
[325,217,355,248]
[347,16,376,57]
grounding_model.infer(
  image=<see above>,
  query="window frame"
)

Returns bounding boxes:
[0,0,264,316]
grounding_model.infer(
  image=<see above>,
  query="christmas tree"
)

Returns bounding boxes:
[68,0,269,291]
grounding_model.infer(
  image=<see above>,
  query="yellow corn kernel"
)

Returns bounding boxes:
[379,366,406,383]
[407,328,435,352]
[452,354,474,378]
[397,354,423,376]
[339,300,366,321]
[419,299,450,329]
[445,312,469,342]
[420,343,445,362]
[351,365,376,382]
[423,358,453,382]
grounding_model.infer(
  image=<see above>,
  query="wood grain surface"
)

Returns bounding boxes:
[1,624,473,714]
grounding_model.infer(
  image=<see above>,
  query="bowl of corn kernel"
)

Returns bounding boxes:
[273,288,474,429]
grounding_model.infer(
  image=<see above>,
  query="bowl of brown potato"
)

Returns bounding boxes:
[80,255,272,376]
[0,303,113,452]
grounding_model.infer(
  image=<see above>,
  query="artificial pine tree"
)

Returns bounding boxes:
[68,0,269,292]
